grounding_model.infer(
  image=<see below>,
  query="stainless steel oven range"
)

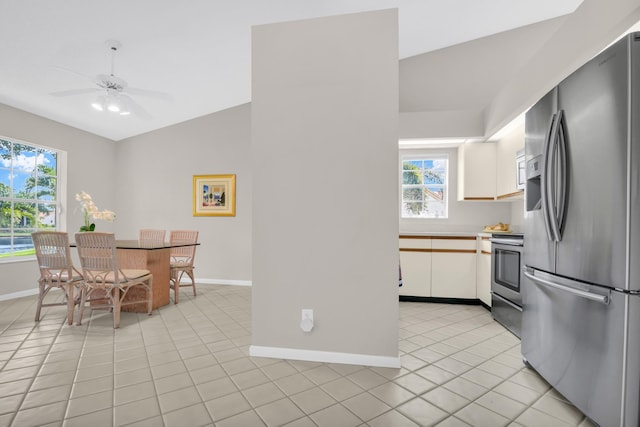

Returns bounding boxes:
[490,233,524,338]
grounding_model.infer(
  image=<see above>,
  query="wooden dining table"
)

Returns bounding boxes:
[73,239,199,313]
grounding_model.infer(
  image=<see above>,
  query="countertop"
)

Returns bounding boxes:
[400,231,523,238]
[400,231,488,237]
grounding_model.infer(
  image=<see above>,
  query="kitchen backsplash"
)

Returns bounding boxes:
[510,200,524,232]
[399,200,517,233]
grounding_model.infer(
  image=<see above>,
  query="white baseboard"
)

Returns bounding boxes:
[0,288,39,302]
[249,345,401,369]
[0,279,251,302]
[195,279,252,287]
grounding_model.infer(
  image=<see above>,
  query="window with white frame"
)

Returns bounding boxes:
[401,154,448,218]
[0,137,60,259]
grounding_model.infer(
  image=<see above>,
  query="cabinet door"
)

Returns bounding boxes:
[476,238,492,306]
[431,238,477,298]
[457,142,496,201]
[399,237,431,297]
[496,121,525,199]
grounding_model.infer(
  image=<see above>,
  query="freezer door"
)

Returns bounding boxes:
[555,36,629,290]
[524,89,556,273]
[521,268,640,426]
[630,34,640,293]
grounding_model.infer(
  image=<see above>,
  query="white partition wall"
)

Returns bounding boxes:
[250,10,400,367]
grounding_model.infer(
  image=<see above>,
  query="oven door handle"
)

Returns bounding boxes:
[490,237,523,246]
[524,271,610,305]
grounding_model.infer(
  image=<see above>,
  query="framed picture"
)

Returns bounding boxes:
[193,174,236,216]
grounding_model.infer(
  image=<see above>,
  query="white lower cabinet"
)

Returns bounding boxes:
[399,237,431,297]
[476,237,492,306]
[400,235,478,300]
[431,238,477,299]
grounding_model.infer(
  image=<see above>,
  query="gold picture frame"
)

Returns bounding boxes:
[193,174,236,217]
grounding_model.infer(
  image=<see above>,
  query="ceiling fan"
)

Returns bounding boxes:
[51,40,170,119]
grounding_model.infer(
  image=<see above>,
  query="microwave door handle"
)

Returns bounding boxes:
[555,110,568,240]
[541,113,557,242]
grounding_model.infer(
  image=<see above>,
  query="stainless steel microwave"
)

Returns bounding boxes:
[516,149,525,190]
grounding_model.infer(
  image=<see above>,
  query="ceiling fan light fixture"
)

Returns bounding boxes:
[107,101,121,113]
[56,40,162,120]
[91,95,107,111]
[92,92,132,115]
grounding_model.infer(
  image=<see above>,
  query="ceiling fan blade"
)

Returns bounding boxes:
[126,87,172,101]
[120,94,152,120]
[50,65,94,82]
[48,42,167,116]
[50,88,100,97]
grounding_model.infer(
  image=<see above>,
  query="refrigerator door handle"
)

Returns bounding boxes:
[524,270,610,305]
[555,110,568,240]
[545,110,566,242]
[541,113,557,241]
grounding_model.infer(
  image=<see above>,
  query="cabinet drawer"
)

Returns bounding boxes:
[399,237,432,250]
[431,237,476,251]
[479,237,492,254]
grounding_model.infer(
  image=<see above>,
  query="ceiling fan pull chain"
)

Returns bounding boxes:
[106,39,121,77]
[110,46,116,76]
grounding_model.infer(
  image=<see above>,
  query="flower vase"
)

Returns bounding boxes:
[80,211,96,232]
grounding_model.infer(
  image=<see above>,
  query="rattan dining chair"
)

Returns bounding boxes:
[75,232,153,328]
[138,229,166,244]
[169,230,198,304]
[32,231,84,325]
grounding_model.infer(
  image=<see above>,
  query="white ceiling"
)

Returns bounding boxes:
[0,0,582,141]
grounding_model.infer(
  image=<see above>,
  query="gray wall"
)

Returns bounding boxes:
[485,0,640,136]
[397,0,640,139]
[0,102,252,297]
[114,104,252,283]
[0,103,116,296]
[251,10,400,364]
[2,1,638,300]
[398,17,565,139]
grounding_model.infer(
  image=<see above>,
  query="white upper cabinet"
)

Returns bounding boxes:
[495,121,525,200]
[457,120,525,202]
[457,142,496,201]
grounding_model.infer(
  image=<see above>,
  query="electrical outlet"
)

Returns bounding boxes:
[301,309,313,322]
[301,309,314,332]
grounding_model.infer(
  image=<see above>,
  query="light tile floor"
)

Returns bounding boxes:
[0,285,595,427]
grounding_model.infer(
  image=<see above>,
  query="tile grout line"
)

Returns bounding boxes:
[0,286,592,427]
[62,307,94,424]
[402,327,587,427]
[117,307,166,427]
[153,295,215,424]
[397,321,532,425]
[11,302,78,426]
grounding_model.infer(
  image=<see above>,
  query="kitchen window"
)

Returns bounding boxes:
[0,137,62,260]
[401,154,448,218]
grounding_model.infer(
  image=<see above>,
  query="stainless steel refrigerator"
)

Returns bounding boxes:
[523,32,640,427]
